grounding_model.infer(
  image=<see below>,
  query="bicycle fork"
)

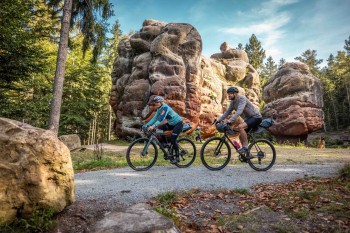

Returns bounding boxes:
[141,138,153,156]
[214,139,225,156]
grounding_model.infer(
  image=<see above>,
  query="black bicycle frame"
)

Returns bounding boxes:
[141,132,169,157]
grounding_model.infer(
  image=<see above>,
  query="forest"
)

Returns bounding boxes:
[1,0,349,143]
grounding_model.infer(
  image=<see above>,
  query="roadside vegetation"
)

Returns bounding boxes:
[149,163,350,232]
[71,137,350,172]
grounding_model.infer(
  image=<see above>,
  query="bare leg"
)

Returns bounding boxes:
[238,122,248,148]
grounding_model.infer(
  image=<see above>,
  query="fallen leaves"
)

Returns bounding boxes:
[149,177,350,232]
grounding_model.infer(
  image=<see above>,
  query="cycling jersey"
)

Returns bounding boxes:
[146,103,182,127]
[218,95,262,123]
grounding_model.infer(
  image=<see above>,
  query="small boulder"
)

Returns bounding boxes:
[59,134,81,151]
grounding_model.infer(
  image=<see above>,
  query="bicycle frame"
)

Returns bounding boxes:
[141,131,169,157]
[219,129,257,153]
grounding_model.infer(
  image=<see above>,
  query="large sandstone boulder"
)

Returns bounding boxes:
[110,20,202,138]
[262,62,324,143]
[110,21,260,139]
[0,118,75,225]
[199,42,260,138]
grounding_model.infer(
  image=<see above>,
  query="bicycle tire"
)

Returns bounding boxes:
[126,138,158,171]
[171,138,196,168]
[200,137,231,171]
[247,139,276,171]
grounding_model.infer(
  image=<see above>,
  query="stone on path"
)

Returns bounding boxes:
[93,203,180,233]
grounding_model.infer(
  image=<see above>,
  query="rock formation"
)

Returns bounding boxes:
[109,20,261,139]
[0,118,75,225]
[110,20,202,138]
[200,42,260,138]
[262,62,324,143]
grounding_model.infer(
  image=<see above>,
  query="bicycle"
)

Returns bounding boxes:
[200,119,276,171]
[126,124,196,171]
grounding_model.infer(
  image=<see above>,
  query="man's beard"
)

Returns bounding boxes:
[228,95,235,100]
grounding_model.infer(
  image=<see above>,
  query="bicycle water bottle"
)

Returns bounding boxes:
[233,140,241,149]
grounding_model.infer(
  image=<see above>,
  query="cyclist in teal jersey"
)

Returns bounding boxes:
[145,96,183,163]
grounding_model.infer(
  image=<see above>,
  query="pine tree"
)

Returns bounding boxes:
[344,35,350,55]
[294,49,323,75]
[0,0,48,87]
[245,34,266,71]
[260,56,277,86]
[278,58,286,68]
[237,43,243,50]
[47,0,114,134]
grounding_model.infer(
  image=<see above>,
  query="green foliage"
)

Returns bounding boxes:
[0,207,55,233]
[338,163,350,181]
[0,0,49,86]
[260,56,277,86]
[245,34,266,71]
[319,37,350,130]
[278,58,286,68]
[294,49,323,76]
[233,188,250,195]
[73,157,119,171]
[154,192,179,221]
[155,192,177,206]
[0,0,57,128]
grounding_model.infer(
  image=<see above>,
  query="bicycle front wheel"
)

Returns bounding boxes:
[200,137,231,170]
[172,138,196,168]
[126,138,158,171]
[247,139,276,171]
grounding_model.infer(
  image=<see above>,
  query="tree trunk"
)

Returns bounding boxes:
[108,106,112,141]
[346,83,350,125]
[330,94,338,130]
[48,0,72,134]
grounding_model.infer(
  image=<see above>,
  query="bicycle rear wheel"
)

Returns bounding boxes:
[126,138,158,171]
[171,138,196,168]
[247,139,276,171]
[200,137,231,170]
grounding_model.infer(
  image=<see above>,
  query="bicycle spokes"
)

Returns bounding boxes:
[174,138,196,168]
[200,137,231,171]
[247,139,276,171]
[126,138,158,171]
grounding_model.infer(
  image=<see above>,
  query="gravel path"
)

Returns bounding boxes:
[75,163,343,206]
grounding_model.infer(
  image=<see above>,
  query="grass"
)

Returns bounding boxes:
[71,139,350,172]
[0,208,56,233]
[153,192,179,222]
[107,138,131,146]
[233,188,250,195]
[290,209,310,219]
[272,224,298,233]
[338,162,350,180]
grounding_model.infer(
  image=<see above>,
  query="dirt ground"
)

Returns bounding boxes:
[47,146,350,233]
[149,177,350,232]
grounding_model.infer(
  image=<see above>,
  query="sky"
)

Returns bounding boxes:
[109,0,350,66]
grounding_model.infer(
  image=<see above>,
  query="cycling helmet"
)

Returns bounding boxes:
[227,87,239,93]
[153,96,165,103]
